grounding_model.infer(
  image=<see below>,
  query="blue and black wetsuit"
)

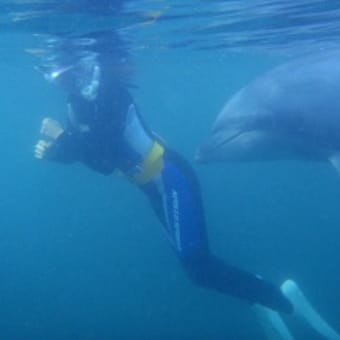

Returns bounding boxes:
[48,81,292,314]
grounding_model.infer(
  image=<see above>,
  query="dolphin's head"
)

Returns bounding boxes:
[196,104,296,163]
[196,114,307,163]
[196,79,298,163]
[196,89,275,162]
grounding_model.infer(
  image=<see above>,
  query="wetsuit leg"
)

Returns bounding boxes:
[141,151,293,314]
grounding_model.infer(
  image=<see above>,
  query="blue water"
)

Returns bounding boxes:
[1,1,340,339]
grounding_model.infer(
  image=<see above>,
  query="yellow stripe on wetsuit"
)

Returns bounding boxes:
[132,141,165,184]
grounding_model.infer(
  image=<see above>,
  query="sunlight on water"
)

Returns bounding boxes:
[1,0,340,56]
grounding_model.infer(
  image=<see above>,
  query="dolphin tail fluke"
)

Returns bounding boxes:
[281,279,340,340]
[329,153,340,175]
[254,304,294,340]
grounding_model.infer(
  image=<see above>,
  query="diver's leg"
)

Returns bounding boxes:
[181,252,293,313]
[146,152,292,313]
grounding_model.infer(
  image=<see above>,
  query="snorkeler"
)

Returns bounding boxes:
[33,30,340,339]
[33,34,293,314]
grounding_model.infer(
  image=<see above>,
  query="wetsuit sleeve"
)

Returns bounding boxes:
[45,128,82,163]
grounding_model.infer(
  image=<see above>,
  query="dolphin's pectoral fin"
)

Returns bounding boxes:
[329,153,340,174]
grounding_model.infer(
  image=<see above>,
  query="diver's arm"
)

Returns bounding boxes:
[34,117,81,163]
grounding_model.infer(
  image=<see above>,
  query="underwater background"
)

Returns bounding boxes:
[0,1,340,339]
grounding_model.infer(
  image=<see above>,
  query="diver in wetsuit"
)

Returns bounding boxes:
[34,49,293,314]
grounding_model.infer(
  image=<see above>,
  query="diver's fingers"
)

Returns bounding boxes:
[34,140,52,159]
[34,140,47,159]
[40,118,64,139]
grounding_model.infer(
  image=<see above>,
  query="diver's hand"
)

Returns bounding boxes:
[34,139,53,159]
[34,118,64,160]
[40,117,64,140]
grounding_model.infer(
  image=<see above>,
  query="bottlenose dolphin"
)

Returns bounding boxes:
[196,51,340,173]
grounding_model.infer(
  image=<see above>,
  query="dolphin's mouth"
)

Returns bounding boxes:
[212,130,244,150]
[196,130,244,162]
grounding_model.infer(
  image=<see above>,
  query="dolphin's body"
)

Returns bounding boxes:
[197,51,340,173]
